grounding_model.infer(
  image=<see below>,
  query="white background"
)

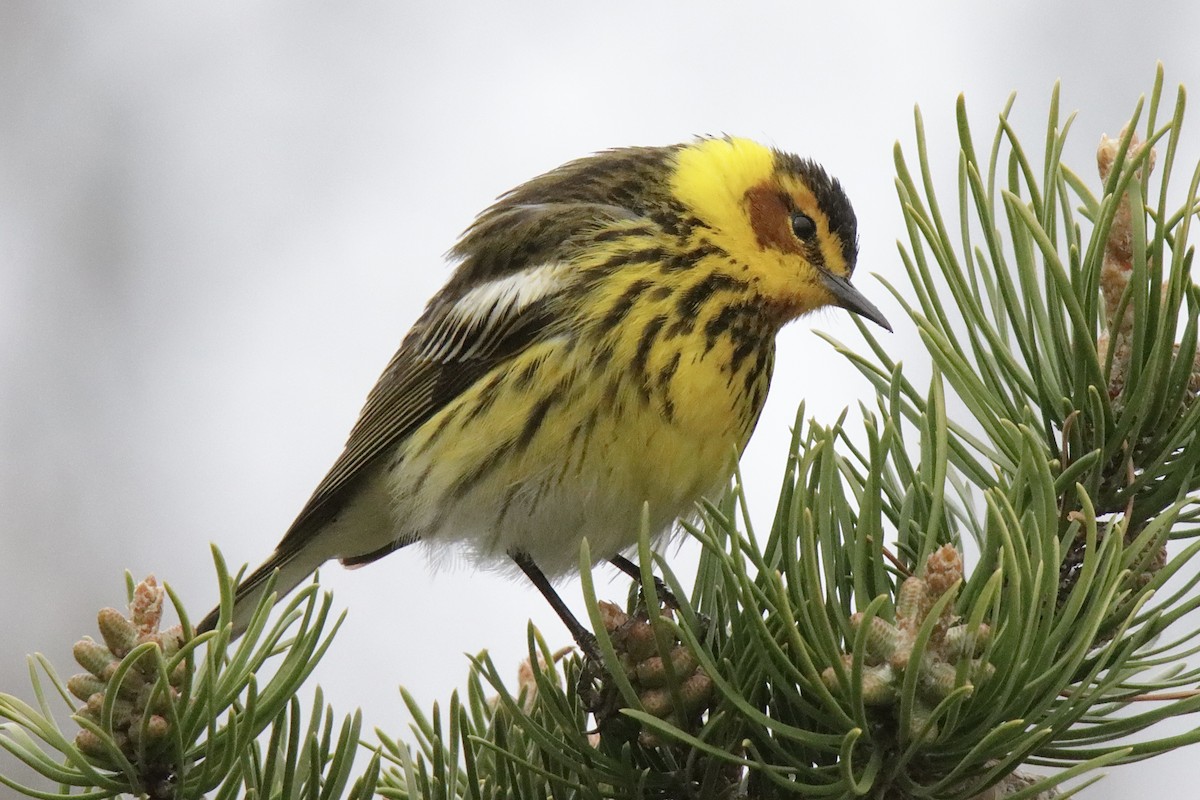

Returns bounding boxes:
[3,2,1199,796]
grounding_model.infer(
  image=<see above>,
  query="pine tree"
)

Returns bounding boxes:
[5,69,1200,800]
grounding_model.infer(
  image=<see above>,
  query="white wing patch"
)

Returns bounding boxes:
[452,263,567,326]
[419,263,567,361]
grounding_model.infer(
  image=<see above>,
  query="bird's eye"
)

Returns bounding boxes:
[790,211,817,241]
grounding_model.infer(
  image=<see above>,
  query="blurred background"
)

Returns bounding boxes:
[3,2,1199,796]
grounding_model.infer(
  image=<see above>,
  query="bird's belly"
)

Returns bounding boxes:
[383,336,770,575]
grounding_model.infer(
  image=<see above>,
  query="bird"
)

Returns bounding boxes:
[196,137,890,647]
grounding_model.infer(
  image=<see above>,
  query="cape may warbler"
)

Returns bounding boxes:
[198,137,890,642]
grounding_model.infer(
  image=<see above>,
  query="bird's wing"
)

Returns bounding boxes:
[270,202,643,554]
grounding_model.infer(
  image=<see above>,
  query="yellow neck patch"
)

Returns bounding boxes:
[669,138,776,233]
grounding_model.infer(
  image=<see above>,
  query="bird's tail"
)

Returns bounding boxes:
[195,546,328,637]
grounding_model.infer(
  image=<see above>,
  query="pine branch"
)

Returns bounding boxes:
[0,556,378,800]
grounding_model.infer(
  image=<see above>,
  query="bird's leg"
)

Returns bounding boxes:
[511,550,600,661]
[608,554,681,611]
[609,554,713,640]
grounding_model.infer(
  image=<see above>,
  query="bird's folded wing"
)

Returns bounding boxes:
[271,202,649,552]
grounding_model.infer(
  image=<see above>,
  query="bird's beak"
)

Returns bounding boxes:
[820,271,892,332]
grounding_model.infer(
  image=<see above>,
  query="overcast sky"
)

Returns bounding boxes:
[3,3,1200,797]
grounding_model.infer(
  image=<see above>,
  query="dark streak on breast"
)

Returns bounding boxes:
[633,314,668,400]
[598,278,653,332]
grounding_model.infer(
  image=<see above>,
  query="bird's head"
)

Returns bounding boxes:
[670,137,890,331]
